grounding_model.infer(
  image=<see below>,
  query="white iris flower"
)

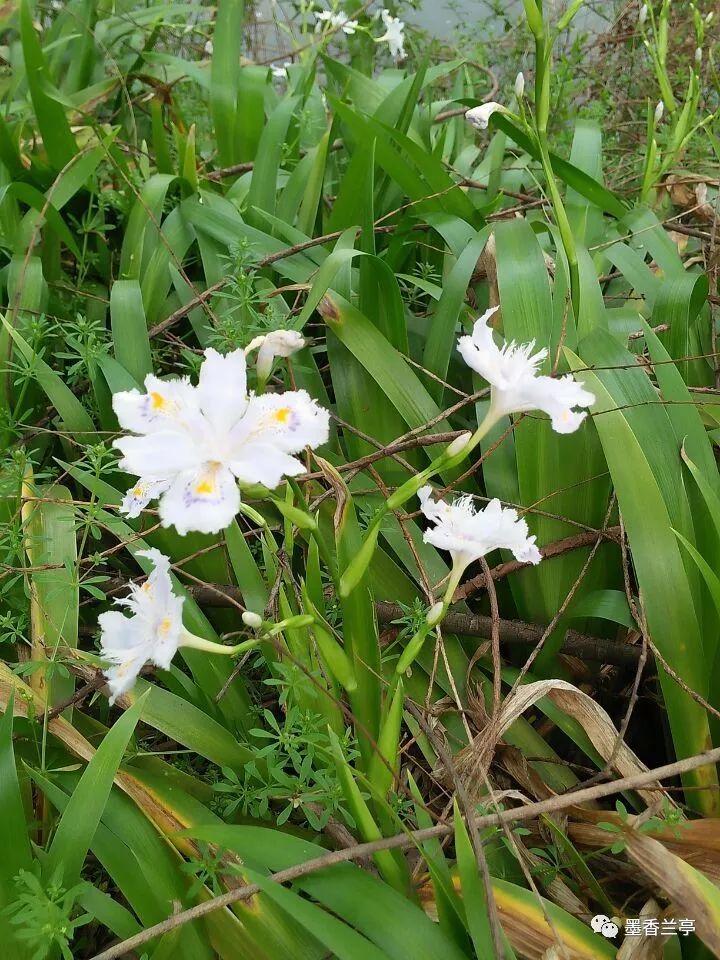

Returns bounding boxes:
[465,102,505,130]
[457,306,595,434]
[314,10,358,34]
[377,9,406,58]
[392,486,542,669]
[98,549,258,702]
[98,549,188,702]
[418,486,542,573]
[113,348,329,535]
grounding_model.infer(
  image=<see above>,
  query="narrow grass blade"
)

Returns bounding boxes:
[46,693,147,886]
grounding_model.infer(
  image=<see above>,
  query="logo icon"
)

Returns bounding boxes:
[591,915,619,939]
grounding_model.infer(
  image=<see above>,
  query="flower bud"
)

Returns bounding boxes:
[245,329,305,384]
[705,11,714,25]
[273,499,317,530]
[426,602,445,627]
[276,614,315,631]
[695,46,702,66]
[638,3,648,26]
[446,431,472,458]
[514,72,525,99]
[339,518,382,597]
[654,100,664,125]
[242,611,263,629]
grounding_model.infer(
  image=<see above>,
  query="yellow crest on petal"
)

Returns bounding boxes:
[194,461,222,496]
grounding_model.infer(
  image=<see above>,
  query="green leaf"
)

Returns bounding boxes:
[453,801,499,958]
[327,726,410,894]
[30,766,221,959]
[0,182,81,257]
[119,174,183,280]
[566,345,718,813]
[77,885,142,941]
[110,279,153,384]
[0,697,32,908]
[242,868,391,960]
[491,219,610,646]
[24,484,78,709]
[492,113,627,218]
[422,229,490,400]
[210,0,246,165]
[19,0,77,168]
[368,678,404,798]
[46,693,148,886]
[186,824,470,960]
[1,315,95,436]
[122,677,254,771]
[320,292,451,438]
[247,96,299,220]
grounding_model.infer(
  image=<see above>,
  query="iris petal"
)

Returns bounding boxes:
[233,390,329,455]
[120,478,171,518]
[230,444,306,489]
[114,431,199,479]
[159,463,240,535]
[196,348,249,434]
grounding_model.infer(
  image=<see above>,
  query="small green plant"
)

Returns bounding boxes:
[5,867,91,960]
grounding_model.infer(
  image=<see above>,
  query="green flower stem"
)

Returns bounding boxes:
[395,561,467,675]
[395,622,432,675]
[640,98,662,205]
[339,411,499,599]
[181,632,261,657]
[385,411,498,512]
[264,614,315,638]
[182,614,314,657]
[639,1,676,112]
[531,23,581,320]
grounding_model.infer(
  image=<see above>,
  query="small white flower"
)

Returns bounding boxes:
[244,329,305,383]
[465,102,505,130]
[418,487,542,572]
[314,9,331,29]
[376,9,406,59]
[638,3,648,26]
[654,99,664,125]
[457,306,595,433]
[314,10,358,34]
[271,61,291,79]
[204,38,213,55]
[514,72,525,98]
[50,0,62,9]
[113,348,330,535]
[98,549,185,703]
